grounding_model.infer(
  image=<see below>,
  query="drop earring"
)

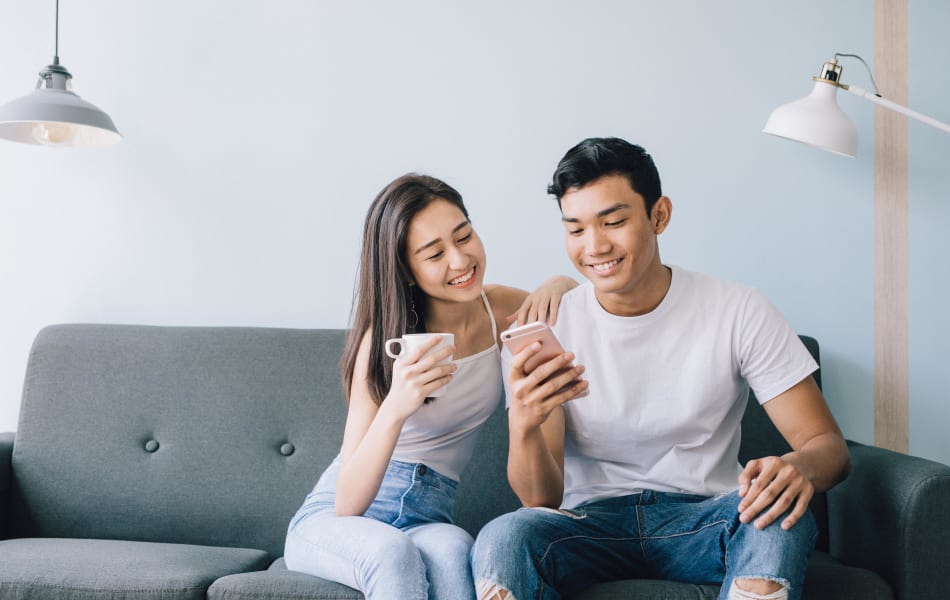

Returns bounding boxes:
[407,283,419,330]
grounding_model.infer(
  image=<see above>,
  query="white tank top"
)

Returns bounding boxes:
[390,290,503,481]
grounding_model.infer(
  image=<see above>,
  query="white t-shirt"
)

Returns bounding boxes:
[504,266,817,509]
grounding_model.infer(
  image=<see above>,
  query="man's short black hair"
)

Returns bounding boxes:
[548,137,662,215]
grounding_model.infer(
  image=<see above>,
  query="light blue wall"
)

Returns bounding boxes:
[0,1,945,465]
[909,0,950,465]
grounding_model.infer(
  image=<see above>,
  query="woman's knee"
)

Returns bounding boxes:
[358,529,426,572]
[408,522,474,563]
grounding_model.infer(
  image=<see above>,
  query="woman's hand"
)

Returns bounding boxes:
[508,275,578,326]
[381,336,456,422]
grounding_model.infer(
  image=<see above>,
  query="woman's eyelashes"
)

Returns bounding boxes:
[425,232,473,261]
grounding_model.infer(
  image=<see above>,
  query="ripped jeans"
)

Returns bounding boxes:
[285,457,475,600]
[470,489,816,600]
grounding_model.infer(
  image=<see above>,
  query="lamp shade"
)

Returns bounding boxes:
[763,81,858,157]
[0,71,121,147]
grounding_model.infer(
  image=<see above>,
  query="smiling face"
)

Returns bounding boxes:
[560,174,672,316]
[405,197,486,304]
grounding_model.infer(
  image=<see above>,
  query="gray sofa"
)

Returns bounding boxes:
[0,324,947,599]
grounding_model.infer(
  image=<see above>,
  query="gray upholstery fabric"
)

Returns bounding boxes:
[798,552,893,600]
[0,538,270,599]
[567,552,892,600]
[570,579,719,599]
[207,559,363,600]
[3,325,945,599]
[829,441,950,600]
[11,325,348,557]
[0,432,13,539]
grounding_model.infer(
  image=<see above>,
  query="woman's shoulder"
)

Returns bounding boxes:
[484,284,527,327]
[484,284,528,313]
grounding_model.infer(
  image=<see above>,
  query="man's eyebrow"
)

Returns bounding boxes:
[413,221,471,254]
[561,203,631,223]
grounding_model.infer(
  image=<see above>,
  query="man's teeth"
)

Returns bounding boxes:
[592,259,620,273]
[450,268,475,285]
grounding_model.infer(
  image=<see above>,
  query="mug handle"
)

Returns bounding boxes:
[385,338,404,359]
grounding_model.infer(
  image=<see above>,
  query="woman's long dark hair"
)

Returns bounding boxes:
[341,174,469,405]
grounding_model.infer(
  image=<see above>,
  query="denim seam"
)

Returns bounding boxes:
[729,575,791,598]
[537,534,641,564]
[639,518,732,541]
[636,504,646,560]
[393,467,420,526]
[731,575,790,586]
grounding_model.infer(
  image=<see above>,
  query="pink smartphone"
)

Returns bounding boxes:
[500,321,567,375]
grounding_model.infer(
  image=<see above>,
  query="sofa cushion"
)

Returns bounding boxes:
[566,552,892,600]
[208,558,363,600]
[0,538,270,599]
[219,553,891,600]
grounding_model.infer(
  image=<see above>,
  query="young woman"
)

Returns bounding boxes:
[283,174,574,600]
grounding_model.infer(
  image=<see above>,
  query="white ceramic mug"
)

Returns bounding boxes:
[384,333,455,398]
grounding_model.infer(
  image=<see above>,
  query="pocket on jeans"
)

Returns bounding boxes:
[392,479,455,528]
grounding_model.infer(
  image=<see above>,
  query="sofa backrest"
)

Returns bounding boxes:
[11,324,348,557]
[9,325,826,557]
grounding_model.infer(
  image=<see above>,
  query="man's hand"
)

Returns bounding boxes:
[737,455,814,530]
[740,375,851,531]
[507,342,587,435]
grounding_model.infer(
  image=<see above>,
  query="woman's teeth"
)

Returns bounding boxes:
[450,268,475,285]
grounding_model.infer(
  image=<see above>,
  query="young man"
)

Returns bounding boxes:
[471,138,850,600]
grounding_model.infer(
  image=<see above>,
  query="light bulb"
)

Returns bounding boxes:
[31,121,79,146]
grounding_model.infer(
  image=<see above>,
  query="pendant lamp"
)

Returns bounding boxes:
[0,0,121,147]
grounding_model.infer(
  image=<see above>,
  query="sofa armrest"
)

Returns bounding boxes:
[0,432,13,539]
[827,440,950,600]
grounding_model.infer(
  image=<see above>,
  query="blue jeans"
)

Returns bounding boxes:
[471,490,817,600]
[285,458,475,600]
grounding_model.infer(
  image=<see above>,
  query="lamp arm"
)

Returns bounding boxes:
[846,84,950,135]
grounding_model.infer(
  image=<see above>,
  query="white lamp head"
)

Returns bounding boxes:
[0,1,120,148]
[763,60,858,157]
[0,61,121,147]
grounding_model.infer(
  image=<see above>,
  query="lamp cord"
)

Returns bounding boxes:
[835,52,881,96]
[54,0,59,64]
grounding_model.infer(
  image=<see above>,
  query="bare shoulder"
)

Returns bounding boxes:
[484,284,527,337]
[485,284,528,317]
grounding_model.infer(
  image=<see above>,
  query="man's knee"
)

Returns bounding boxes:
[474,512,524,559]
[729,577,788,600]
[471,517,507,575]
[476,579,515,600]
